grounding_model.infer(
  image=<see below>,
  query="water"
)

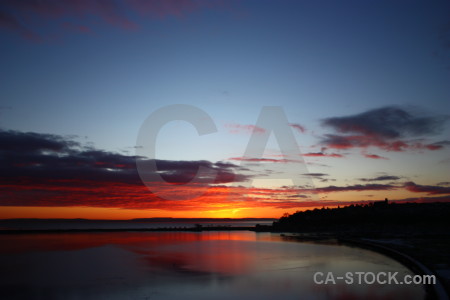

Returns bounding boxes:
[0,231,425,299]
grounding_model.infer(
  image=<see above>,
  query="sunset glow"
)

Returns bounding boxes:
[1,0,449,220]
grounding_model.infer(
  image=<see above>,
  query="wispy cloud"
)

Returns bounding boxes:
[224,123,265,134]
[404,181,450,195]
[228,157,299,163]
[363,153,388,160]
[359,175,401,182]
[303,152,344,158]
[289,123,306,133]
[301,173,332,183]
[313,183,397,193]
[302,173,328,178]
[0,0,225,40]
[302,146,344,158]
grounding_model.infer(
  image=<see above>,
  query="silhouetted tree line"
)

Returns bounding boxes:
[272,201,450,233]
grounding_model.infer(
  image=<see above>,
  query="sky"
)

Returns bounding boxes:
[0,0,449,219]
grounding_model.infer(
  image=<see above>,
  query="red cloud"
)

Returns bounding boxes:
[0,181,318,211]
[289,123,306,133]
[426,144,442,150]
[1,129,447,215]
[363,153,388,160]
[224,123,265,134]
[2,177,448,213]
[228,157,300,163]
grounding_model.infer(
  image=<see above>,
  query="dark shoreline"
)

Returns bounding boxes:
[279,234,449,300]
[339,237,448,300]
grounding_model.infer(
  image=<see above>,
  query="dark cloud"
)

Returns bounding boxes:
[0,129,249,186]
[404,181,450,195]
[302,173,328,178]
[155,160,251,184]
[392,195,450,204]
[278,183,398,194]
[320,134,439,152]
[320,106,449,152]
[303,147,344,158]
[359,175,401,182]
[303,152,343,158]
[313,183,396,193]
[2,129,448,211]
[302,173,331,183]
[322,106,446,138]
[0,129,262,210]
[0,130,76,154]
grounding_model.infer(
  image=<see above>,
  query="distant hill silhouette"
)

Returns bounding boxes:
[272,201,450,234]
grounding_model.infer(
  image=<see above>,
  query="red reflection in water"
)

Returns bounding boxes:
[0,231,264,275]
[0,231,257,253]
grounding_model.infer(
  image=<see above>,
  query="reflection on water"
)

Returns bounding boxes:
[0,231,425,299]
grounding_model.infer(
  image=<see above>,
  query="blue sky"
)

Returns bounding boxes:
[0,0,449,218]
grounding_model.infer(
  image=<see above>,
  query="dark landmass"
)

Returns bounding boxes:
[271,200,450,298]
[272,200,450,234]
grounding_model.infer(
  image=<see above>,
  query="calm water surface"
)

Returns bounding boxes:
[0,231,425,299]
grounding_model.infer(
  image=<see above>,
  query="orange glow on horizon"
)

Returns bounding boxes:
[0,206,288,219]
[0,182,438,220]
